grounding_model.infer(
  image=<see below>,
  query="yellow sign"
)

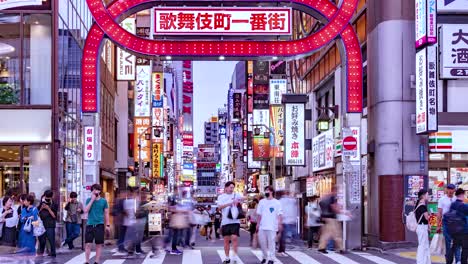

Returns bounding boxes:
[152,142,163,178]
[133,117,151,162]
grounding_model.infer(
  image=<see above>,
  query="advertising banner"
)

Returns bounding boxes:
[440,24,468,78]
[269,106,284,157]
[152,142,163,178]
[135,65,151,117]
[154,8,292,35]
[133,117,151,162]
[253,137,270,161]
[152,72,164,108]
[84,126,95,161]
[284,103,305,166]
[117,18,136,80]
[253,61,269,85]
[416,46,438,134]
[437,0,468,13]
[312,129,334,172]
[248,150,262,169]
[253,84,269,109]
[415,0,437,48]
[247,173,258,193]
[258,174,269,194]
[233,93,242,120]
[270,60,287,75]
[182,61,193,132]
[253,109,270,160]
[269,79,287,105]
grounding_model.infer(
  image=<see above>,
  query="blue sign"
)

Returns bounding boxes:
[153,97,163,108]
[183,163,194,170]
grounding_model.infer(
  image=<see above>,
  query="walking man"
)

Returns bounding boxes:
[63,192,83,249]
[38,190,58,257]
[84,184,110,264]
[256,186,283,264]
[217,181,244,264]
[318,186,346,254]
[437,183,460,263]
[446,188,468,264]
[278,191,297,256]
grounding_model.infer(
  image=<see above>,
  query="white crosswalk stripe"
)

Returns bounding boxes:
[288,251,322,264]
[64,252,96,264]
[326,252,361,264]
[354,252,399,264]
[102,260,125,264]
[217,249,245,264]
[182,250,203,264]
[141,251,166,264]
[251,250,284,264]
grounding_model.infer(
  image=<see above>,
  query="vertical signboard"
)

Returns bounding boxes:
[152,72,164,107]
[253,109,270,161]
[415,0,437,48]
[427,0,437,44]
[253,84,269,109]
[270,106,284,157]
[117,18,136,80]
[269,79,287,105]
[135,65,151,117]
[284,103,305,166]
[152,142,163,178]
[258,174,270,194]
[233,93,242,120]
[440,24,468,78]
[253,61,269,85]
[182,61,193,132]
[134,117,151,162]
[312,129,334,172]
[248,150,262,169]
[416,46,438,134]
[84,126,95,161]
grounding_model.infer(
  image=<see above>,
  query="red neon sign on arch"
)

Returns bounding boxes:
[82,0,362,113]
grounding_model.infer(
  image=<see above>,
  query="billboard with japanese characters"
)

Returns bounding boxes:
[440,24,468,79]
[312,129,334,172]
[270,106,284,157]
[117,18,136,80]
[84,127,95,161]
[134,117,151,162]
[152,72,164,108]
[415,0,437,48]
[416,46,438,134]
[437,0,468,13]
[269,79,287,105]
[284,103,305,166]
[135,65,151,117]
[153,8,292,35]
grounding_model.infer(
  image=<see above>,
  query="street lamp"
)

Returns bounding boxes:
[316,105,339,132]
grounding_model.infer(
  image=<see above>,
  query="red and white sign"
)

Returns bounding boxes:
[153,8,292,35]
[343,136,357,151]
[84,126,95,161]
[182,61,193,133]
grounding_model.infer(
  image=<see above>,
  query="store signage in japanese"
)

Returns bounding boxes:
[152,108,164,138]
[312,129,334,172]
[270,106,284,158]
[346,165,361,204]
[153,8,291,35]
[152,142,163,178]
[117,18,136,80]
[152,72,164,108]
[269,79,287,105]
[233,93,242,120]
[284,103,305,166]
[306,177,315,197]
[182,61,193,133]
[253,61,269,85]
[135,65,151,117]
[253,85,269,109]
[415,0,437,48]
[258,174,269,194]
[253,108,270,160]
[270,60,287,75]
[84,126,95,161]
[429,129,468,152]
[416,46,438,134]
[0,0,41,10]
[133,117,151,162]
[247,174,258,193]
[440,24,468,78]
[248,150,262,169]
[437,0,468,13]
[275,177,286,191]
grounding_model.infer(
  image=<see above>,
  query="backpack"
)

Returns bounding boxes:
[405,203,424,232]
[443,209,466,236]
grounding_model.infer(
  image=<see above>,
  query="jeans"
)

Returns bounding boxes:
[444,222,461,263]
[171,229,181,250]
[278,224,296,252]
[38,227,56,256]
[117,225,127,251]
[65,222,81,249]
[447,233,468,264]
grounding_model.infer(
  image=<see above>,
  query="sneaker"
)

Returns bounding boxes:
[170,249,182,255]
[339,250,347,254]
[261,259,267,264]
[61,241,67,247]
[318,249,328,254]
[268,261,274,264]
[223,259,231,264]
[135,251,146,255]
[278,252,288,257]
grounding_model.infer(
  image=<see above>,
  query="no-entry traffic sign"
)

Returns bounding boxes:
[343,136,357,151]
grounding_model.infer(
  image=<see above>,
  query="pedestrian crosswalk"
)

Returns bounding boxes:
[48,248,408,264]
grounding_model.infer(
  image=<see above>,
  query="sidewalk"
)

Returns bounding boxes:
[0,245,16,255]
[386,248,444,263]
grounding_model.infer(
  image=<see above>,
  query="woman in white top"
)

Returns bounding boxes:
[0,196,19,247]
[305,195,321,248]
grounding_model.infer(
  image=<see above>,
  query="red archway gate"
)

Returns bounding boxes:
[82,0,363,113]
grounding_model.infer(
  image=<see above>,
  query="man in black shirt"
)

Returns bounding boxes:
[318,186,346,254]
[38,190,58,257]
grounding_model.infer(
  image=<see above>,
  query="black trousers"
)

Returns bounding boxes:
[447,233,468,264]
[38,227,56,256]
[307,226,320,248]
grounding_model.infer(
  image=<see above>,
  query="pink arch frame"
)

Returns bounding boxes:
[82,0,362,113]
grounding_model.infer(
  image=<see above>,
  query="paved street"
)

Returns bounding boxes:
[0,229,418,264]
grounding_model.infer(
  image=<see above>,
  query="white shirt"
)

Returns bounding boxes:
[0,205,19,228]
[257,198,283,231]
[279,196,298,224]
[216,193,243,226]
[438,195,456,215]
[123,198,137,226]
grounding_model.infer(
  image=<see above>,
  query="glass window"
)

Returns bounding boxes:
[450,168,468,187]
[452,153,468,161]
[0,14,21,105]
[429,153,445,160]
[428,170,447,202]
[23,14,52,105]
[0,146,21,195]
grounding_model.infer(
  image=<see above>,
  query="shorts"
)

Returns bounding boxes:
[85,224,105,245]
[221,223,240,237]
[205,222,213,228]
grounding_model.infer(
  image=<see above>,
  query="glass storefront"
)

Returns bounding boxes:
[0,145,51,197]
[429,153,468,202]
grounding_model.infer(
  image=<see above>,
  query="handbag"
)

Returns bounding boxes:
[33,218,46,237]
[23,218,32,233]
[430,233,445,256]
[200,226,206,237]
[227,194,246,220]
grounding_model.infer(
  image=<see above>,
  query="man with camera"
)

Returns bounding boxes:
[84,184,110,264]
[37,190,58,257]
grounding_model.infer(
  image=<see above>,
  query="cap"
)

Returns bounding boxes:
[446,184,456,190]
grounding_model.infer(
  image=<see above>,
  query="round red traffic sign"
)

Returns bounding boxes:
[343,136,357,151]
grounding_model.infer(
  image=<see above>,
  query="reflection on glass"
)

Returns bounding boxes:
[428,170,447,202]
[0,146,21,196]
[24,14,52,105]
[0,14,21,105]
[450,168,468,189]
